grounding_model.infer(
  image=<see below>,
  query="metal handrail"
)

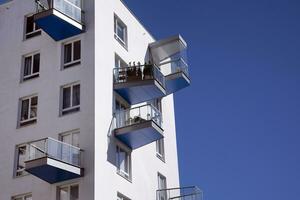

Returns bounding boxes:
[157,186,203,200]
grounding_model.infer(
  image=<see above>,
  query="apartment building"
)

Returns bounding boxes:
[0,0,202,199]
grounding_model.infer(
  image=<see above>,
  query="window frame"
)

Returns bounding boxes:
[12,193,32,200]
[157,173,168,200]
[19,95,38,127]
[59,129,80,148]
[24,14,41,40]
[63,40,81,69]
[114,15,128,49]
[57,183,79,200]
[14,144,29,178]
[117,192,131,200]
[22,52,40,81]
[60,82,81,116]
[156,138,165,162]
[116,145,132,181]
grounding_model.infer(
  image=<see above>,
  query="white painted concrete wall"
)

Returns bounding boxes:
[0,0,180,199]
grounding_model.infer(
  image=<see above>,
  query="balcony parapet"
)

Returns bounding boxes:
[157,186,203,200]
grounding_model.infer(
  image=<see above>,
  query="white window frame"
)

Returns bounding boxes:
[22,52,40,81]
[14,144,28,177]
[59,129,80,147]
[63,40,81,68]
[61,82,80,116]
[12,193,32,200]
[156,138,165,161]
[116,145,131,180]
[117,192,131,200]
[158,173,167,200]
[19,95,38,126]
[24,14,41,39]
[57,183,79,200]
[114,15,128,48]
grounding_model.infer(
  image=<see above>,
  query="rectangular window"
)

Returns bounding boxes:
[59,130,80,147]
[22,53,40,81]
[61,83,80,115]
[63,40,81,69]
[58,184,79,200]
[158,173,167,200]
[14,144,28,177]
[25,15,41,39]
[117,193,131,200]
[114,15,127,48]
[116,145,131,180]
[19,95,38,126]
[12,193,32,200]
[156,139,165,161]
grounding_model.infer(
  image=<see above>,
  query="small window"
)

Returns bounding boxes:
[60,130,80,147]
[14,144,28,177]
[156,139,165,161]
[25,15,41,39]
[19,95,38,127]
[61,83,80,115]
[22,53,40,81]
[114,15,127,48]
[63,40,81,69]
[12,193,32,200]
[117,192,131,200]
[158,173,167,200]
[116,145,131,180]
[58,184,79,200]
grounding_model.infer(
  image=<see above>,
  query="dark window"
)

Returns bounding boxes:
[25,15,41,39]
[23,53,40,81]
[62,84,80,115]
[20,96,38,126]
[63,40,81,69]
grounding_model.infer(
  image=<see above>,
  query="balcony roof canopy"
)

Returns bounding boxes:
[149,35,187,66]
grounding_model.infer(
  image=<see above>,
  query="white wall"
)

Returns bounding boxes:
[94,0,180,200]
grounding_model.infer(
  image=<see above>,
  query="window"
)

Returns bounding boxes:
[116,145,131,180]
[19,95,38,126]
[114,15,127,48]
[115,54,128,69]
[12,193,32,200]
[152,98,162,112]
[58,184,79,200]
[25,15,41,39]
[156,139,165,161]
[60,130,80,147]
[117,193,131,200]
[22,52,40,81]
[14,144,28,177]
[61,83,80,115]
[63,40,81,68]
[158,173,167,200]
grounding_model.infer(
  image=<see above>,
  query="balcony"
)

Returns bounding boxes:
[24,138,83,184]
[113,65,166,105]
[113,104,164,149]
[157,186,203,200]
[34,0,84,41]
[149,35,190,95]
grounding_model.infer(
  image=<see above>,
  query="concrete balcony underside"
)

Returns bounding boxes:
[114,79,166,105]
[165,72,191,95]
[25,156,83,184]
[34,9,84,41]
[114,120,164,150]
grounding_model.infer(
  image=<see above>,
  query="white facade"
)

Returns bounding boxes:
[0,0,186,199]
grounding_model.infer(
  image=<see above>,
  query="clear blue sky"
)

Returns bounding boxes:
[124,0,300,200]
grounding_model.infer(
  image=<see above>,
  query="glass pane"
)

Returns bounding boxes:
[72,132,79,147]
[59,187,69,200]
[70,185,79,200]
[21,99,29,120]
[72,84,80,106]
[117,24,125,41]
[63,87,71,109]
[30,97,38,119]
[25,195,32,200]
[33,54,40,74]
[73,41,81,61]
[26,16,34,33]
[64,43,72,64]
[24,56,32,76]
[62,134,72,145]
[17,146,26,170]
